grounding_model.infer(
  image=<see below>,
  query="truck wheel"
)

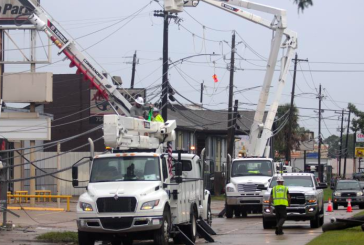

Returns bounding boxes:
[333,203,338,210]
[319,208,324,227]
[78,231,95,245]
[263,217,275,229]
[234,207,241,218]
[241,208,248,218]
[154,208,171,245]
[207,202,212,226]
[184,210,197,242]
[310,211,320,229]
[226,204,233,218]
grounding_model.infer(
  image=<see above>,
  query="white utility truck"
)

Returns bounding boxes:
[19,1,215,244]
[165,0,297,218]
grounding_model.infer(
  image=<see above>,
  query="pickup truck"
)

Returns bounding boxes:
[262,173,327,229]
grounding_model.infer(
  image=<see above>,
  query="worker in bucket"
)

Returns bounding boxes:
[130,96,152,120]
[269,175,291,235]
[152,108,164,123]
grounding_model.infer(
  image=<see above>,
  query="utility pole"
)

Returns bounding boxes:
[130,51,137,89]
[154,11,178,120]
[227,32,236,132]
[29,29,36,206]
[353,129,357,174]
[227,100,239,184]
[318,84,323,182]
[285,54,308,163]
[343,111,351,179]
[338,109,344,177]
[200,81,204,105]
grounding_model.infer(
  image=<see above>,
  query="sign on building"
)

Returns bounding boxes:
[89,88,146,124]
[0,0,39,25]
[356,132,364,143]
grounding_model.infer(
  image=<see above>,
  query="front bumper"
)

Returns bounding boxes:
[262,205,318,221]
[226,195,263,206]
[77,216,163,233]
[333,196,364,205]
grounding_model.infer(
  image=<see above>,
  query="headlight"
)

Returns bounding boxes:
[357,191,363,196]
[226,187,235,192]
[80,202,93,212]
[305,195,317,203]
[334,192,341,197]
[141,200,160,210]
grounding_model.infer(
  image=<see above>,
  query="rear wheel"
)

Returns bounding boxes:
[154,208,171,245]
[234,207,241,218]
[206,202,212,226]
[226,204,233,218]
[333,203,338,210]
[184,210,197,243]
[319,208,324,227]
[78,231,95,245]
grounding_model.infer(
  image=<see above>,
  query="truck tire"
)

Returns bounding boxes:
[154,208,171,245]
[319,207,324,227]
[184,210,198,243]
[234,208,241,218]
[207,202,212,226]
[226,204,233,218]
[310,211,320,228]
[333,203,338,210]
[262,217,275,229]
[78,231,95,245]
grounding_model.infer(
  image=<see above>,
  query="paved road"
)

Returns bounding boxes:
[0,201,362,245]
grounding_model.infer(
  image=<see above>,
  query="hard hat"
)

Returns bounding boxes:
[135,97,144,105]
[153,108,160,113]
[277,176,284,182]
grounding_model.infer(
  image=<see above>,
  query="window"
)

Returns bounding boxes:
[172,160,193,172]
[90,157,161,182]
[231,160,273,177]
[336,181,361,190]
[162,158,169,181]
[269,176,313,188]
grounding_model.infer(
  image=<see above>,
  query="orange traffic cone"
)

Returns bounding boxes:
[327,198,333,212]
[347,199,353,212]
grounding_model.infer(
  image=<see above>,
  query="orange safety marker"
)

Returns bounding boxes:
[346,199,353,213]
[327,198,333,212]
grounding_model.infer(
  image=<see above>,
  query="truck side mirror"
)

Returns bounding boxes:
[72,166,78,187]
[317,183,328,189]
[222,162,226,178]
[175,161,183,176]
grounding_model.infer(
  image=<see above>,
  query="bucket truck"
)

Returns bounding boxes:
[18,1,215,244]
[165,0,297,218]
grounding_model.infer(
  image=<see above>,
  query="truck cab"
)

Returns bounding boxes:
[74,151,211,245]
[225,158,274,218]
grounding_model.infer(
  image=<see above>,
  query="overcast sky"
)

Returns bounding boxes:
[4,0,364,140]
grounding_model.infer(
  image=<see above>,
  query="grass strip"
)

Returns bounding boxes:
[36,231,78,244]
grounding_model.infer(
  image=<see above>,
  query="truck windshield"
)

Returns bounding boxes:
[90,157,161,183]
[270,176,313,188]
[336,182,360,190]
[231,160,272,177]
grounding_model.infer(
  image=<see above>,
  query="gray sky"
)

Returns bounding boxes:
[5,0,364,140]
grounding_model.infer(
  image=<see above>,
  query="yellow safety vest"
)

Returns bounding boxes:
[272,185,289,206]
[152,114,164,123]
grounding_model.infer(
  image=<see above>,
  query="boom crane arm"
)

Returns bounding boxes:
[18,0,177,151]
[18,0,133,116]
[166,0,297,157]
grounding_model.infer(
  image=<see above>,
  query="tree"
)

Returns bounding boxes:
[294,0,313,12]
[348,103,364,134]
[273,104,309,156]
[324,135,340,158]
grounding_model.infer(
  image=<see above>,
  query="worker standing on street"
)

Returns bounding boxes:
[130,97,152,120]
[269,175,291,235]
[152,108,164,123]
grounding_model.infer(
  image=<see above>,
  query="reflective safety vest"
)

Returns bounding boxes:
[272,185,289,206]
[152,114,164,123]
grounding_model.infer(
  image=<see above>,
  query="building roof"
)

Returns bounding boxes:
[167,105,266,134]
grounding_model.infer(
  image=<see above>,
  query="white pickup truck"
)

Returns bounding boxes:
[225,158,274,218]
[262,173,327,229]
[73,151,213,245]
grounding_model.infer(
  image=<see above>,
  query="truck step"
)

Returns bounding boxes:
[197,219,216,235]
